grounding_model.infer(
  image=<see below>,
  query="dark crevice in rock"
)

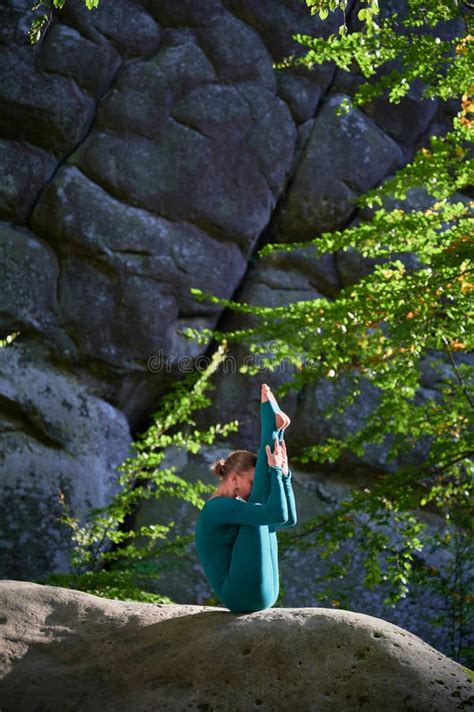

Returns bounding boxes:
[31,65,87,101]
[168,115,215,142]
[192,31,221,81]
[332,246,348,290]
[25,54,127,230]
[246,122,312,257]
[108,248,154,258]
[45,16,93,48]
[0,394,64,450]
[255,275,312,294]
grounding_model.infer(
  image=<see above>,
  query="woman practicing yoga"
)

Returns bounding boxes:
[194,383,297,613]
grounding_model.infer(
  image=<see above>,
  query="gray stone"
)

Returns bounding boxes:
[329,67,366,98]
[291,374,384,463]
[152,38,217,98]
[290,374,432,474]
[258,245,341,297]
[0,343,132,579]
[0,140,56,222]
[277,70,322,123]
[0,46,95,156]
[186,245,339,451]
[415,97,461,152]
[0,0,36,46]
[0,581,472,711]
[95,60,174,140]
[347,1,461,154]
[418,350,472,391]
[148,0,225,28]
[336,243,421,286]
[196,11,277,91]
[372,0,466,42]
[186,249,333,449]
[274,93,405,242]
[36,23,121,98]
[0,222,60,336]
[241,266,325,307]
[61,0,161,59]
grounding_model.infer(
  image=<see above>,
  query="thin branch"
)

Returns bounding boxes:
[442,335,474,409]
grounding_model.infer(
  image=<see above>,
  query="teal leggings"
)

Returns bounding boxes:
[220,398,287,612]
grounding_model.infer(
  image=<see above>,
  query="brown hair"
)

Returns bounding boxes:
[210,449,257,480]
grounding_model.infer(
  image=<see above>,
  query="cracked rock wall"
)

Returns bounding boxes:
[0,0,464,580]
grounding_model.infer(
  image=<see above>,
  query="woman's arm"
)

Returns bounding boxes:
[274,440,297,528]
[207,466,288,526]
[248,388,284,505]
[274,469,297,528]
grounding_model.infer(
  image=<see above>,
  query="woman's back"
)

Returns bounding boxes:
[195,498,242,596]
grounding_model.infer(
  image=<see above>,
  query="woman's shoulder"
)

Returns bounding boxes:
[207,492,222,501]
[204,494,246,507]
[203,494,222,507]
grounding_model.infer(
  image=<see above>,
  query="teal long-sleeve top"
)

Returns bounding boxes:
[194,466,297,599]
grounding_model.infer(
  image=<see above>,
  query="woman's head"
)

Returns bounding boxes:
[210,449,257,500]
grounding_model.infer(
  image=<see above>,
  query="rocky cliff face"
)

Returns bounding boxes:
[0,0,464,582]
[0,581,472,711]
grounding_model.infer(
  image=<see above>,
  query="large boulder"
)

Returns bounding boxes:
[0,344,132,579]
[0,581,472,711]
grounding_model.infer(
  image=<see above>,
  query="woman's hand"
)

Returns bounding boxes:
[265,437,285,470]
[280,438,289,476]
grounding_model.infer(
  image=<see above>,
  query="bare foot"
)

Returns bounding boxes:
[261,384,291,431]
[276,410,291,431]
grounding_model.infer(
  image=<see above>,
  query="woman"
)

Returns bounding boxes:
[194,383,297,613]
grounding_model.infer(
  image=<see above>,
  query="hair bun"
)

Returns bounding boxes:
[211,457,227,479]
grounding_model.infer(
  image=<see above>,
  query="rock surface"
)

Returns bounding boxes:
[0,581,472,712]
[0,344,132,579]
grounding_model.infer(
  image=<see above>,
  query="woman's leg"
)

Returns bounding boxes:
[220,524,275,612]
[247,398,283,505]
[266,528,279,605]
